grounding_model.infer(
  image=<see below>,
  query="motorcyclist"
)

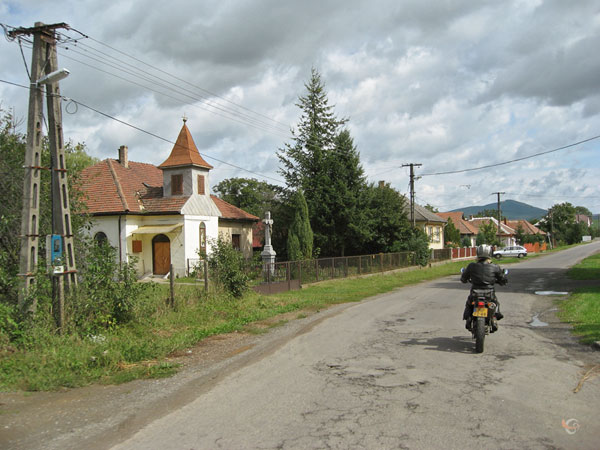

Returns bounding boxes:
[461,244,507,331]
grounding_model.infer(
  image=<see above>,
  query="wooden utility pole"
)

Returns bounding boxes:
[10,22,77,317]
[492,191,505,244]
[402,163,422,227]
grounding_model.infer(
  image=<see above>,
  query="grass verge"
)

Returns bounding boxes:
[1,248,573,392]
[0,260,470,391]
[559,252,600,344]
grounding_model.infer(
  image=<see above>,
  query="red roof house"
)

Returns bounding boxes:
[79,120,258,277]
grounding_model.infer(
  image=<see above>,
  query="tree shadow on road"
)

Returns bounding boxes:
[399,335,475,354]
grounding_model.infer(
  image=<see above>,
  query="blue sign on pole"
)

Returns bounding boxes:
[50,235,63,265]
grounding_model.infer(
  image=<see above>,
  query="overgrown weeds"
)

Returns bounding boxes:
[0,259,469,391]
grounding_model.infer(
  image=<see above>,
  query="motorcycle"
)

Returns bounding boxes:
[461,268,508,353]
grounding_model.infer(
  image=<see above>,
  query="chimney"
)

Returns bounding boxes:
[378,180,385,189]
[118,145,129,168]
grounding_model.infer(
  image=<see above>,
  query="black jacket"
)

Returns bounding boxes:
[461,260,507,289]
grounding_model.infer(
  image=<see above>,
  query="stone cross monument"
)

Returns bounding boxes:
[261,211,276,275]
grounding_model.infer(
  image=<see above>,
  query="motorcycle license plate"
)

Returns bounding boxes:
[473,307,488,317]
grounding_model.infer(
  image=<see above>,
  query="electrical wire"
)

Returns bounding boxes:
[0,78,285,184]
[58,41,292,137]
[421,134,600,176]
[57,52,292,139]
[57,29,291,134]
[66,28,291,130]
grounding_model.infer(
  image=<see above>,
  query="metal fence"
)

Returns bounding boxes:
[431,248,452,261]
[186,249,462,296]
[254,252,417,295]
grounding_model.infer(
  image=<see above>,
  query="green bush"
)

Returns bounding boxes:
[207,237,249,298]
[393,228,430,266]
[70,242,150,334]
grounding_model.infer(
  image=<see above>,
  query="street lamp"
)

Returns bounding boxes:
[36,68,70,86]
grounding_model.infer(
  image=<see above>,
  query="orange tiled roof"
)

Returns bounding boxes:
[437,212,478,234]
[506,220,546,235]
[79,159,166,214]
[159,122,213,169]
[211,196,259,221]
[468,217,515,236]
[80,158,255,219]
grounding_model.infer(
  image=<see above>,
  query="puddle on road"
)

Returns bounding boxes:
[529,315,548,327]
[534,291,568,295]
[529,308,559,328]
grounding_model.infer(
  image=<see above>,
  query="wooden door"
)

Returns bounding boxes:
[152,235,171,275]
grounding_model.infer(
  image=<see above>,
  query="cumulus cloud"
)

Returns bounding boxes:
[1,0,599,211]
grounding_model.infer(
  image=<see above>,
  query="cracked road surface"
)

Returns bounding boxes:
[3,243,600,449]
[111,242,600,449]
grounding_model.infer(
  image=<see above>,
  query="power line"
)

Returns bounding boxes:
[57,41,292,137]
[0,78,285,184]
[62,27,292,130]
[5,23,294,139]
[63,97,286,184]
[56,52,292,139]
[421,134,600,176]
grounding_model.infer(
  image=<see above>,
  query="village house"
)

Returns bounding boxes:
[436,211,478,246]
[79,120,259,278]
[405,203,447,250]
[465,217,516,246]
[437,211,547,249]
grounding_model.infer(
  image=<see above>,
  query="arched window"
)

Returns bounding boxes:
[94,231,108,246]
[199,222,206,256]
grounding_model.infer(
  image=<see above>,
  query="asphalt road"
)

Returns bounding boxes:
[2,243,599,450]
[110,242,600,450]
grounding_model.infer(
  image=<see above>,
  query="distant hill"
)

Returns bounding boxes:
[450,200,547,221]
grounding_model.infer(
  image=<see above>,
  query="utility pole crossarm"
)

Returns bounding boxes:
[7,22,69,39]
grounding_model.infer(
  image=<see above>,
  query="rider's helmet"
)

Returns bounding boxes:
[476,244,493,260]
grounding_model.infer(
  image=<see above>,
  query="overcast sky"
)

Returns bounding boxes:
[2,0,600,214]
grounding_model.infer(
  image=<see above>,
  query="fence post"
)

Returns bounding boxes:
[169,264,175,308]
[344,257,348,278]
[315,259,319,282]
[331,258,335,279]
[299,261,302,287]
[380,254,383,273]
[358,256,362,275]
[204,259,208,293]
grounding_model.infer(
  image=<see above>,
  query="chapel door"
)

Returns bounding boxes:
[152,234,171,275]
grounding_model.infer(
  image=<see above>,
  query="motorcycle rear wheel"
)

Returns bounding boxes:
[474,317,485,353]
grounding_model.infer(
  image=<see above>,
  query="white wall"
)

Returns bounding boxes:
[87,213,222,278]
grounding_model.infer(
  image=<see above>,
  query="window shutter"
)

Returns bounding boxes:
[172,174,183,195]
[198,175,205,195]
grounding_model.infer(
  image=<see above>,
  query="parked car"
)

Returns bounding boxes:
[493,245,527,259]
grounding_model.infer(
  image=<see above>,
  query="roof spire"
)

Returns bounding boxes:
[158,121,213,170]
[182,113,187,124]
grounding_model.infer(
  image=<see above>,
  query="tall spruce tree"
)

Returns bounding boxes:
[286,190,313,260]
[278,69,369,256]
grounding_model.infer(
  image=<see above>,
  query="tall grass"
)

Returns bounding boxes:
[559,252,600,344]
[0,261,469,391]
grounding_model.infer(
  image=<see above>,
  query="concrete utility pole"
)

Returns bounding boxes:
[10,22,77,317]
[402,163,422,227]
[492,191,505,244]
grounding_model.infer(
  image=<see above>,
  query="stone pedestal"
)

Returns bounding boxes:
[261,211,276,277]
